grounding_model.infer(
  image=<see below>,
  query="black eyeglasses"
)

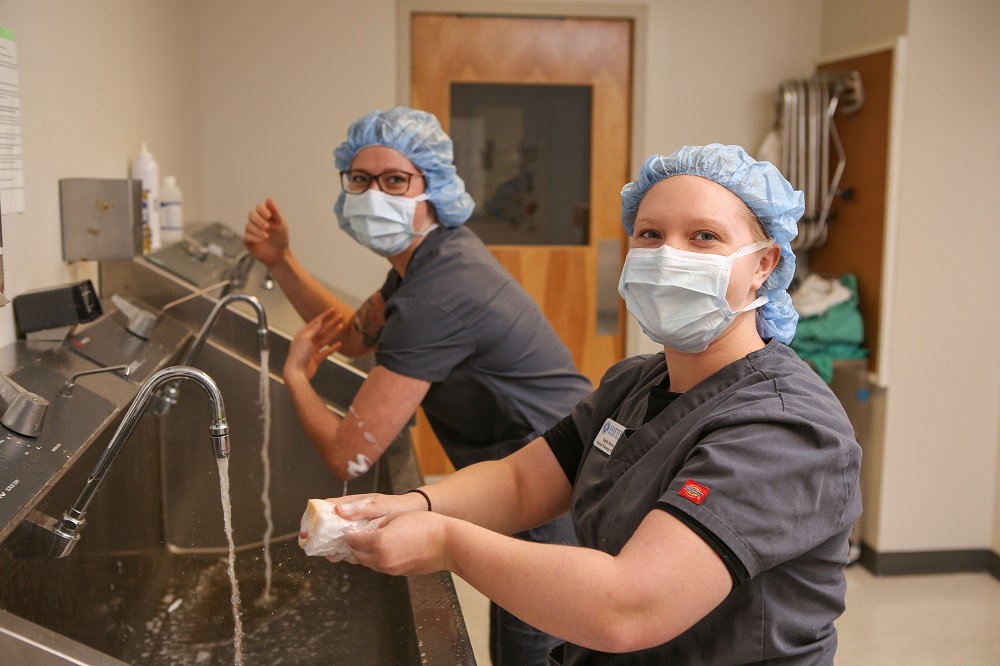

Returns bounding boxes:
[339,169,425,195]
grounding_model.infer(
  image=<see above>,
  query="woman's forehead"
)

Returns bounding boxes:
[637,175,748,223]
[351,145,417,171]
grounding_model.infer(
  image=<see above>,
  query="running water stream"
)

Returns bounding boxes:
[258,349,275,603]
[217,457,246,665]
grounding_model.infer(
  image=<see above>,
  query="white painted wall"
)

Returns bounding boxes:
[196,0,400,304]
[821,0,908,58]
[821,0,1000,556]
[877,0,1000,552]
[195,0,823,331]
[0,0,202,348]
[995,407,1000,555]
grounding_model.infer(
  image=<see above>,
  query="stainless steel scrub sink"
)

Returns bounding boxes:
[0,504,427,665]
[0,254,475,666]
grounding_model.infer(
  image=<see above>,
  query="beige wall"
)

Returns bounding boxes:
[196,0,399,300]
[4,0,1000,560]
[995,400,1000,555]
[821,0,908,57]
[0,0,202,347]
[803,0,1000,556]
[195,0,824,325]
[878,0,1000,552]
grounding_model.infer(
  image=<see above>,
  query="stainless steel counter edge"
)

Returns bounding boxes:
[380,430,478,666]
[0,330,184,545]
[0,608,132,666]
[99,257,369,410]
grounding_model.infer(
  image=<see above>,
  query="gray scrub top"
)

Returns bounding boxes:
[375,225,592,468]
[547,340,862,665]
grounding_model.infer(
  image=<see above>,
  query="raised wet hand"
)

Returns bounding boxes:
[284,308,345,381]
[243,197,291,267]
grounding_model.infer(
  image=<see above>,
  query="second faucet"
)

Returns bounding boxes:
[153,294,268,415]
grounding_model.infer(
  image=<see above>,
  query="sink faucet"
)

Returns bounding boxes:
[220,250,257,293]
[7,365,229,560]
[153,293,268,415]
[60,364,131,397]
[0,370,49,438]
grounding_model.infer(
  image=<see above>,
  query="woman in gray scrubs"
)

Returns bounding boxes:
[329,144,863,665]
[243,107,591,666]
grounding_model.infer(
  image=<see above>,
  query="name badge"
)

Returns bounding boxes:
[593,418,627,455]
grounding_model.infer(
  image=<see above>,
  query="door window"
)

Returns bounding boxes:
[450,82,592,246]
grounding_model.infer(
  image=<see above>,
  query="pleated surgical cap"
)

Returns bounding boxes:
[620,144,805,344]
[333,107,475,232]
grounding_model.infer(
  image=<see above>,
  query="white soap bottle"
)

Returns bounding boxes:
[131,141,161,252]
[159,175,184,245]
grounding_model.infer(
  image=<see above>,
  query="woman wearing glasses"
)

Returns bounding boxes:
[243,106,591,666]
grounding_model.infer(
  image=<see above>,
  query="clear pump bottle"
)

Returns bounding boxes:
[160,175,184,245]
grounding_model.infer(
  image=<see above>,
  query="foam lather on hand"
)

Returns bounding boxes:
[298,498,374,562]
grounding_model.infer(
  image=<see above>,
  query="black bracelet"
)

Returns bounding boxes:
[406,488,432,512]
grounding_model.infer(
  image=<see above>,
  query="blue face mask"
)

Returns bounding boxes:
[618,240,773,353]
[342,189,436,257]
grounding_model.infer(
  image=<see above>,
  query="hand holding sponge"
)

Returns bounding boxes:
[298,498,377,563]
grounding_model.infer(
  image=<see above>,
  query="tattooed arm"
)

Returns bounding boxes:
[350,291,387,353]
[283,308,429,480]
[288,290,385,360]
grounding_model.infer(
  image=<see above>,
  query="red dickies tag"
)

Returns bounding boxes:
[679,479,710,505]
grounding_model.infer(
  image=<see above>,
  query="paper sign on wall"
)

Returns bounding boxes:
[0,27,23,216]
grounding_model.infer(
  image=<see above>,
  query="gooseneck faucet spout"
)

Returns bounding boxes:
[155,294,268,415]
[221,250,257,292]
[183,293,269,363]
[8,366,229,560]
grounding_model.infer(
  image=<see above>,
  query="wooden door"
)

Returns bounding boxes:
[408,13,633,476]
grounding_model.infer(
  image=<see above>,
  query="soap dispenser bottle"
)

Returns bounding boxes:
[159,175,184,245]
[131,142,161,252]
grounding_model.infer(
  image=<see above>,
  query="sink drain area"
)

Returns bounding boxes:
[109,539,420,665]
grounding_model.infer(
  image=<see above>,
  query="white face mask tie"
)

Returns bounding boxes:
[618,240,773,353]
[342,190,436,257]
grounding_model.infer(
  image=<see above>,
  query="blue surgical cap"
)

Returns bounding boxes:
[333,107,475,233]
[620,144,804,344]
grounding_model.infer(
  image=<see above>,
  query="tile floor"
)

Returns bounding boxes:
[451,565,1000,665]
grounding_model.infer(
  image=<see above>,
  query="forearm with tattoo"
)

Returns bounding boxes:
[354,292,387,349]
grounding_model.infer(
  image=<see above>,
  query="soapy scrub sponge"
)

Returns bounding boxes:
[298,498,375,563]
